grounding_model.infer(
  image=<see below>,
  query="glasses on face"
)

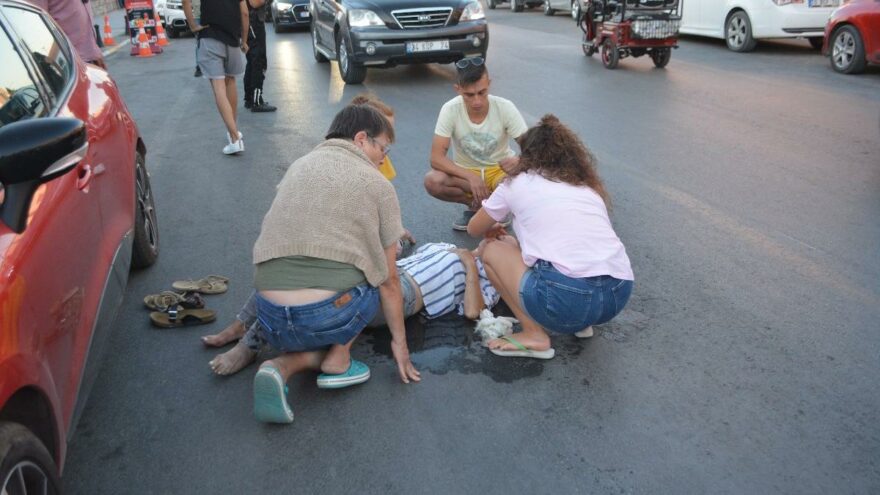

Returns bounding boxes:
[369,136,391,157]
[455,56,485,70]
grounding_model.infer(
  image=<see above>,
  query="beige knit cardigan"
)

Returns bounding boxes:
[253,139,404,286]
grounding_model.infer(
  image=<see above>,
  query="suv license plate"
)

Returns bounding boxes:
[300,11,310,18]
[406,40,450,53]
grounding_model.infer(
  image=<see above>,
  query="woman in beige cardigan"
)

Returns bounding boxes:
[250,104,420,424]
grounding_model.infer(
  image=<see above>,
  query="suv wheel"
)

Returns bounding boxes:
[543,1,555,15]
[131,152,159,269]
[725,11,757,52]
[167,26,179,39]
[830,25,866,74]
[312,23,328,63]
[0,422,61,495]
[337,35,367,84]
[571,0,580,20]
[488,0,496,8]
[511,0,523,12]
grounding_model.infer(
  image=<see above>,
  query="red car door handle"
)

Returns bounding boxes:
[76,165,93,190]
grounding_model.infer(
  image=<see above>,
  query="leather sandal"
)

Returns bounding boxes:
[150,306,217,328]
[143,291,205,311]
[171,275,229,294]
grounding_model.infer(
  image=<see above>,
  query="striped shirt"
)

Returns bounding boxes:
[397,243,499,319]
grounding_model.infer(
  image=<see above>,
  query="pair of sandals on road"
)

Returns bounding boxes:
[145,275,229,328]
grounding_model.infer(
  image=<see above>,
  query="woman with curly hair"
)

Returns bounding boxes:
[467,114,634,359]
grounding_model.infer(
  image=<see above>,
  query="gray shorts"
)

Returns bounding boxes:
[197,37,245,79]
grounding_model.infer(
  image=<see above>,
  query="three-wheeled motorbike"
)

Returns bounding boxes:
[579,0,681,69]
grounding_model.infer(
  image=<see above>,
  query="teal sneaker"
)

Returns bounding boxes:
[317,359,371,389]
[253,365,294,423]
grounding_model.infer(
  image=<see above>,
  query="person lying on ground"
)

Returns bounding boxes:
[205,242,501,376]
[466,114,634,360]
[248,104,418,424]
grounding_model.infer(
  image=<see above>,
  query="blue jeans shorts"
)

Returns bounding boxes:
[254,284,380,352]
[519,260,633,334]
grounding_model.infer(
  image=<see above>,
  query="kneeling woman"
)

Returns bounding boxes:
[467,114,634,359]
[251,104,419,423]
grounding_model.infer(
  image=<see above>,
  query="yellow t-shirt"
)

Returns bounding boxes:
[378,156,396,181]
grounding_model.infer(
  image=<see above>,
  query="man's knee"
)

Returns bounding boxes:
[424,170,446,196]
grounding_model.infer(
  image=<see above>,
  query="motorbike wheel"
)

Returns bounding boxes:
[601,38,619,69]
[582,33,596,57]
[650,47,671,68]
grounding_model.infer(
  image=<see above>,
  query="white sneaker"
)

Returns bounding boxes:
[223,138,244,155]
[227,131,243,142]
[574,326,594,338]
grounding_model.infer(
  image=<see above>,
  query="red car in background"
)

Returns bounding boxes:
[823,0,880,74]
[0,1,159,492]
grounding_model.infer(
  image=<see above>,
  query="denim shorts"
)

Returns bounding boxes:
[254,284,379,352]
[519,260,633,334]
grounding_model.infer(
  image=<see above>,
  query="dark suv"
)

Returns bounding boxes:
[310,0,489,83]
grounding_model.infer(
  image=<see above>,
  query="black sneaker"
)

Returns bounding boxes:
[194,66,202,77]
[251,100,277,112]
[251,91,277,113]
[244,98,253,109]
[452,210,476,231]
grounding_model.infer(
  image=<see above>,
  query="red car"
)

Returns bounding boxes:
[0,0,159,491]
[823,0,880,74]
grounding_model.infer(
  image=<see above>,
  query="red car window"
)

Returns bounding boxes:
[0,24,47,129]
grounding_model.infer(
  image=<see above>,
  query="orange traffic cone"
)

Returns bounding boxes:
[136,23,153,57]
[154,12,169,46]
[102,15,116,46]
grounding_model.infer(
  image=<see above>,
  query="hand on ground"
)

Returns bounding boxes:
[391,339,421,384]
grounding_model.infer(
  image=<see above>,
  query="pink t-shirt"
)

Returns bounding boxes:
[27,0,102,63]
[482,172,634,281]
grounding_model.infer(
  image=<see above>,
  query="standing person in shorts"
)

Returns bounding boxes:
[424,57,528,231]
[243,0,276,112]
[184,0,261,155]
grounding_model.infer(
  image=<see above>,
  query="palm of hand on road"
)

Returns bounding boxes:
[391,339,421,384]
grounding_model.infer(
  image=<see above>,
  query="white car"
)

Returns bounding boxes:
[155,0,190,38]
[679,0,840,52]
[542,0,582,20]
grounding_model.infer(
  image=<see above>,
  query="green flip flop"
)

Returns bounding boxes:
[489,335,555,359]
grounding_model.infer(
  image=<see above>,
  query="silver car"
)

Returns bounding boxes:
[542,0,582,19]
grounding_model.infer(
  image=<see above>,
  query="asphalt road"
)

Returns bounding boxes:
[63,8,880,494]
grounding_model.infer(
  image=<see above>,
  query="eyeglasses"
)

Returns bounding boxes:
[455,56,485,70]
[369,136,391,156]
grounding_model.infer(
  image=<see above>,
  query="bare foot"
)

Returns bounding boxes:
[201,320,246,347]
[209,342,257,376]
[320,344,352,375]
[488,331,551,352]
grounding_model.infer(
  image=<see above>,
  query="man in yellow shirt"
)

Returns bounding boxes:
[425,57,528,230]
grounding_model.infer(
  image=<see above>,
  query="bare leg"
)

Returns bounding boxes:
[263,350,325,381]
[424,169,477,206]
[210,341,257,375]
[209,78,238,139]
[224,76,238,124]
[320,341,356,374]
[480,240,551,352]
[201,319,246,347]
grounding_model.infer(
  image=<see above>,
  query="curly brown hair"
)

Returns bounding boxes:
[510,114,610,208]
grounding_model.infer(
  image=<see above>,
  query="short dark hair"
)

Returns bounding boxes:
[325,104,395,142]
[457,63,487,86]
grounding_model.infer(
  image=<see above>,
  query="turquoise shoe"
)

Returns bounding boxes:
[317,360,371,389]
[253,365,294,423]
